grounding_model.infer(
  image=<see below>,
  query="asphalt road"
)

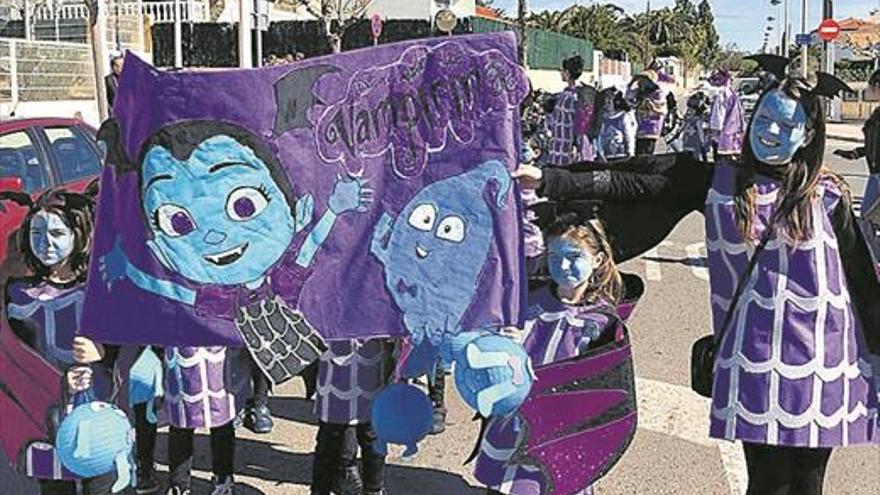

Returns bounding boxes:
[3,141,878,495]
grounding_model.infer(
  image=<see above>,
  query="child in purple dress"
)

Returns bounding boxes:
[311,338,394,495]
[477,216,624,495]
[162,345,250,495]
[3,187,125,495]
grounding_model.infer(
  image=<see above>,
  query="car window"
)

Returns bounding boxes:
[0,131,49,193]
[44,126,102,184]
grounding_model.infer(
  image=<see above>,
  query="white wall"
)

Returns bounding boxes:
[0,100,100,129]
[527,69,600,93]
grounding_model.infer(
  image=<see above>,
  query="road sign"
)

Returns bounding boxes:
[818,18,840,42]
[371,14,382,39]
[795,33,812,46]
[435,9,457,34]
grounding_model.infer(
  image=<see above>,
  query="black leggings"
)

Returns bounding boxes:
[249,353,272,407]
[428,360,446,411]
[635,138,657,155]
[169,422,236,488]
[133,403,158,467]
[743,443,833,495]
[312,422,385,494]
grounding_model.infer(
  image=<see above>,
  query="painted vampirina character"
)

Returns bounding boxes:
[98,119,372,386]
[519,62,880,494]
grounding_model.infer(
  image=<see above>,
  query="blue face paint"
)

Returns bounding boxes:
[749,89,808,165]
[547,237,596,291]
[141,135,296,286]
[30,211,75,267]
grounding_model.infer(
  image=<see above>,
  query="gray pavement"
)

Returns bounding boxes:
[4,142,879,495]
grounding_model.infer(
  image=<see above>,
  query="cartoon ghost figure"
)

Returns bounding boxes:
[55,398,134,493]
[370,160,512,347]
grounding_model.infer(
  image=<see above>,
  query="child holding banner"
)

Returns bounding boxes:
[475,215,634,495]
[311,338,394,495]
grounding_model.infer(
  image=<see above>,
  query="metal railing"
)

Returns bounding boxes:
[27,1,209,23]
[143,1,208,23]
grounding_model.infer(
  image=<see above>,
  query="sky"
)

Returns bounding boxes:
[491,0,880,52]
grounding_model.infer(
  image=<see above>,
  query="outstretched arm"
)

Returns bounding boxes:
[296,174,373,268]
[100,238,196,305]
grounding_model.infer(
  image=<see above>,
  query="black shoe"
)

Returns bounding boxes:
[243,404,274,434]
[430,408,446,435]
[136,463,160,494]
[362,490,385,495]
[165,487,190,495]
[332,465,363,495]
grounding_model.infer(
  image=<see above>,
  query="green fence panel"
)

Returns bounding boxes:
[469,17,592,72]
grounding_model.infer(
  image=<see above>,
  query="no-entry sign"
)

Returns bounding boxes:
[818,18,840,42]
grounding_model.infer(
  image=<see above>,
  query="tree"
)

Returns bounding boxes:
[526,7,578,32]
[296,0,372,53]
[696,0,721,68]
[565,4,630,57]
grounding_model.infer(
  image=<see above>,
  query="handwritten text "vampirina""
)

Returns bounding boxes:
[314,42,528,178]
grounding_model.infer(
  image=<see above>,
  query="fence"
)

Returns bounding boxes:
[468,17,594,72]
[0,37,96,108]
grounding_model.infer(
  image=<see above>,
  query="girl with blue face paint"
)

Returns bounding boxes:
[478,215,627,495]
[3,187,141,495]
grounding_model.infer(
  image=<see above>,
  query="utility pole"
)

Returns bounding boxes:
[88,1,109,121]
[173,0,182,67]
[800,0,808,77]
[238,0,252,68]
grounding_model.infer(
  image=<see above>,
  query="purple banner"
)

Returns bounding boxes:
[81,32,528,346]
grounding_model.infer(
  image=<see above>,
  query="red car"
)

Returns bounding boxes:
[0,117,103,474]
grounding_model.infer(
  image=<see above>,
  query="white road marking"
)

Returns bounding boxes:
[643,241,673,281]
[636,377,748,495]
[686,242,710,282]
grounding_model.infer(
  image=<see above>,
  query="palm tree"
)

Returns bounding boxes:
[526,7,578,33]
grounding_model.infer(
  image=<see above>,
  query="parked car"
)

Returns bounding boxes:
[0,117,103,476]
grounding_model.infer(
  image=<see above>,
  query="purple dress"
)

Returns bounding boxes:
[544,88,579,167]
[164,346,250,429]
[315,338,392,424]
[474,287,618,495]
[6,279,112,481]
[705,164,878,447]
[709,86,745,155]
[633,89,666,140]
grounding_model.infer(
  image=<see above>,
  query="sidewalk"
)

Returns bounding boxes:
[827,121,864,143]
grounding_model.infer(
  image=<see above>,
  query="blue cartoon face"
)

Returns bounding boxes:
[141,135,296,286]
[749,89,808,166]
[547,237,598,291]
[371,160,511,346]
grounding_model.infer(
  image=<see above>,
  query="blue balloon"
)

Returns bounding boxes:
[371,383,433,457]
[452,334,534,417]
[56,392,134,491]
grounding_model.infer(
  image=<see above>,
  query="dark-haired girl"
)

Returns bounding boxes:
[704,76,878,495]
[513,74,880,494]
[476,218,625,495]
[4,187,119,495]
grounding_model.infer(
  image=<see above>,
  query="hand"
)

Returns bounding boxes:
[512,164,543,190]
[99,236,130,290]
[73,336,105,364]
[66,366,93,394]
[328,174,373,214]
